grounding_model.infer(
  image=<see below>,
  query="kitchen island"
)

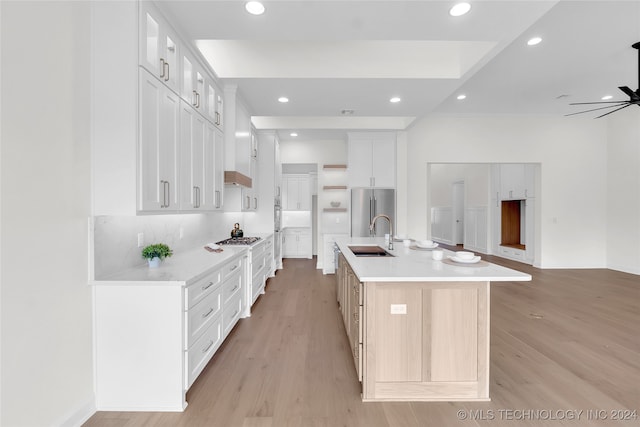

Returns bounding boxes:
[335,237,531,402]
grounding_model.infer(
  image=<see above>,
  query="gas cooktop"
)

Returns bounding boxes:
[215,237,261,245]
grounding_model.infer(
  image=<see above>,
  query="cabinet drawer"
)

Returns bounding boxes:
[186,286,222,349]
[499,246,525,260]
[251,252,267,278]
[186,268,222,309]
[223,291,243,336]
[185,315,223,389]
[222,267,242,305]
[221,256,242,280]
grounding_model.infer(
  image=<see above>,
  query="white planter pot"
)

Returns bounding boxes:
[148,257,161,268]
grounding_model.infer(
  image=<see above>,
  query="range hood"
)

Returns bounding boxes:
[224,171,252,188]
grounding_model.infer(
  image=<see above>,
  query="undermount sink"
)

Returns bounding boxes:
[348,245,395,257]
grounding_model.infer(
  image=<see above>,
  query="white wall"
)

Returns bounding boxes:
[1,2,95,425]
[404,115,610,268]
[606,107,640,275]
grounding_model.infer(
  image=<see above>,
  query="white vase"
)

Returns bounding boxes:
[148,257,161,268]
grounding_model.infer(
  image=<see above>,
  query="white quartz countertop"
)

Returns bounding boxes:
[335,237,532,282]
[92,232,273,285]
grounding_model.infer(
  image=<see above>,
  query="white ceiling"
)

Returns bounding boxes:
[158,1,640,142]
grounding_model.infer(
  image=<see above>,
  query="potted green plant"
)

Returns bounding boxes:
[141,243,173,268]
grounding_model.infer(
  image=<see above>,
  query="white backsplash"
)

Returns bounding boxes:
[282,211,312,228]
[93,212,244,279]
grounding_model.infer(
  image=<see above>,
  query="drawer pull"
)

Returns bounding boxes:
[202,281,215,291]
[202,307,214,318]
[230,265,238,271]
[202,340,214,353]
[231,284,239,292]
[231,309,238,318]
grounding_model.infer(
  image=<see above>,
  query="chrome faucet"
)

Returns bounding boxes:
[370,214,393,250]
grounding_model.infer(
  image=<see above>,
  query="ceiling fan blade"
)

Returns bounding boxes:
[618,86,640,100]
[595,103,632,119]
[565,103,628,117]
[569,101,628,105]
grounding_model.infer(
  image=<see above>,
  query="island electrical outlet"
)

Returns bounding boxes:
[390,304,407,314]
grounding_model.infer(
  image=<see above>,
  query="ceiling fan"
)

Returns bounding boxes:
[567,41,640,118]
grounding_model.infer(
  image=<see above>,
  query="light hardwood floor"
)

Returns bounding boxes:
[84,256,639,427]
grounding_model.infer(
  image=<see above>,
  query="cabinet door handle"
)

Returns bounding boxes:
[202,340,214,353]
[525,189,528,198]
[202,307,214,318]
[159,58,166,78]
[193,186,198,208]
[192,90,198,107]
[254,197,258,210]
[230,264,238,271]
[161,180,170,208]
[163,60,170,82]
[509,190,513,198]
[231,284,239,292]
[202,281,215,291]
[215,111,220,125]
[215,190,221,208]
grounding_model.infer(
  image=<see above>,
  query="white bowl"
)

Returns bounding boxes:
[417,239,433,247]
[455,251,475,260]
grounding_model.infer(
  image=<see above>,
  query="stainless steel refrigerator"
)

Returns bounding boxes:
[351,188,395,237]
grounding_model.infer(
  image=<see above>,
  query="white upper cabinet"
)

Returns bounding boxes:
[211,124,224,210]
[348,132,396,188]
[181,104,224,211]
[282,174,311,211]
[139,3,179,93]
[204,82,224,129]
[499,164,535,200]
[180,102,206,210]
[139,68,180,212]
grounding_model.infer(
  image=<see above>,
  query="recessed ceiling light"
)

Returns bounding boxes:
[449,2,471,17]
[457,94,467,100]
[527,37,542,46]
[278,97,289,103]
[389,97,401,103]
[290,132,298,137]
[245,1,265,15]
[601,95,613,100]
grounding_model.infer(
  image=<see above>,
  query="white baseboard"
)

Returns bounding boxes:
[607,262,640,276]
[57,397,96,427]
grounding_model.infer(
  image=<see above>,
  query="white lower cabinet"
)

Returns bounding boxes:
[245,235,274,315]
[283,227,312,258]
[94,250,247,411]
[186,315,223,389]
[498,245,526,261]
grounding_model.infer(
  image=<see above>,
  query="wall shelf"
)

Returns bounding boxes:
[323,185,347,190]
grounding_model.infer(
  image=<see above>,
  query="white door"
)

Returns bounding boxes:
[452,181,465,245]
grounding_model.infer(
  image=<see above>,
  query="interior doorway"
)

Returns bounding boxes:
[452,181,465,245]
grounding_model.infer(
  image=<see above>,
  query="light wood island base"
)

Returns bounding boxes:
[362,280,489,401]
[338,253,492,402]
